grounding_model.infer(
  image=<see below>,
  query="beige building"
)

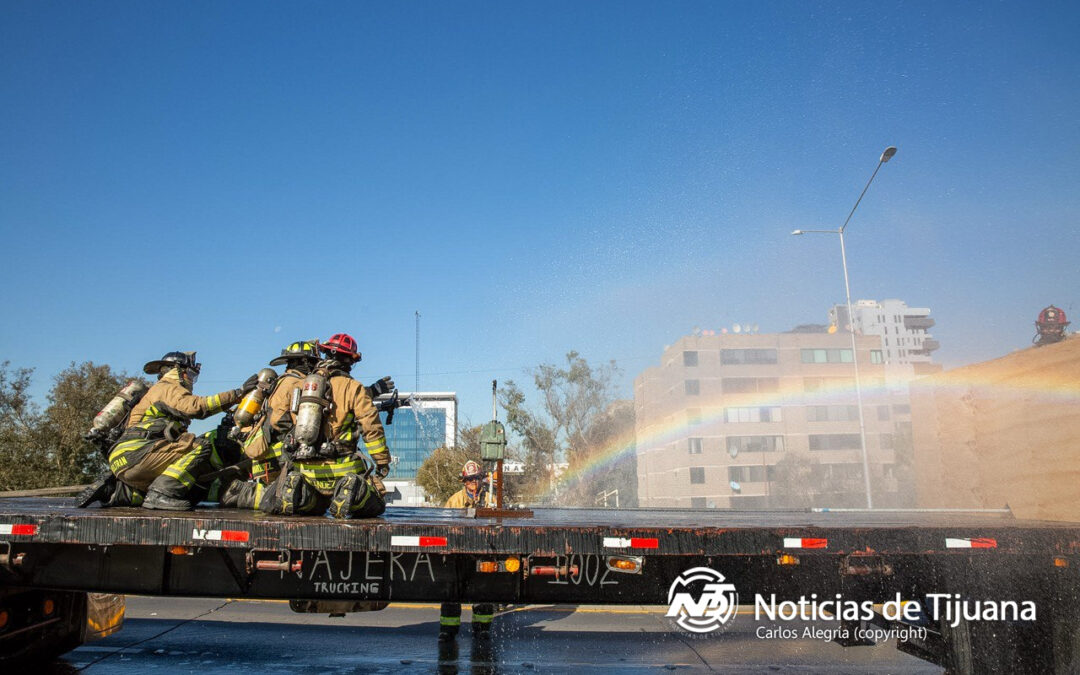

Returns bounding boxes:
[634,331,916,509]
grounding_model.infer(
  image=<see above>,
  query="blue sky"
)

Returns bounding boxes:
[1,1,1077,428]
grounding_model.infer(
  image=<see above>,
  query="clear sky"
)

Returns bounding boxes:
[1,1,1077,428]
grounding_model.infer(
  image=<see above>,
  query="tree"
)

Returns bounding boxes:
[0,361,144,491]
[768,453,864,509]
[0,362,49,491]
[500,351,636,507]
[416,444,477,505]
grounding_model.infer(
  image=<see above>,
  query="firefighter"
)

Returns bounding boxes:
[261,333,392,518]
[100,351,257,510]
[220,339,395,511]
[440,460,496,641]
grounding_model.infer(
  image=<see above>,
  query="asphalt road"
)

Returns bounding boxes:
[52,597,943,673]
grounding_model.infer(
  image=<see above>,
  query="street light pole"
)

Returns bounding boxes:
[791,146,896,510]
[838,226,873,509]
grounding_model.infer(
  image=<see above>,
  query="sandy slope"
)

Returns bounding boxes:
[911,335,1080,522]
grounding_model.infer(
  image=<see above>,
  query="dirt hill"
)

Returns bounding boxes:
[910,335,1080,521]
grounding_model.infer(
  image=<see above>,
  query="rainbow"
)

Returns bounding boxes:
[538,370,1080,500]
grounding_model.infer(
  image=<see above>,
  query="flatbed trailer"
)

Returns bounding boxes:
[3,498,1080,672]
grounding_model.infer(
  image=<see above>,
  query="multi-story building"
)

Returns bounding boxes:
[830,299,939,365]
[634,332,911,509]
[381,392,457,506]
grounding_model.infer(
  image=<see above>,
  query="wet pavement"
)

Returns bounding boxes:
[53,597,943,673]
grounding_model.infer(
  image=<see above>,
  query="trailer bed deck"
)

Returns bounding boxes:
[2,498,1078,556]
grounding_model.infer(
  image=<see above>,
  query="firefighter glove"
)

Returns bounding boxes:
[370,474,388,497]
[371,451,391,478]
[367,376,395,398]
[241,373,260,394]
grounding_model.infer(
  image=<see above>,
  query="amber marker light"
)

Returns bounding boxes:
[504,557,521,573]
[777,554,800,566]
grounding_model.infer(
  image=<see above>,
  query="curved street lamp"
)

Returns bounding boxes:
[791,146,897,509]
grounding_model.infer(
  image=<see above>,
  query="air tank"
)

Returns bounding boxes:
[294,370,330,447]
[90,380,149,434]
[233,368,279,427]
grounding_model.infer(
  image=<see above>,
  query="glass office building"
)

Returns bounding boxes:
[379,392,457,481]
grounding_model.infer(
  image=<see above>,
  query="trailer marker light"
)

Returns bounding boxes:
[43,598,55,616]
[777,554,800,566]
[0,610,7,630]
[605,556,644,574]
[477,561,499,573]
[169,546,191,556]
[783,537,827,549]
[504,557,521,573]
[603,537,659,549]
[391,536,448,547]
[1054,557,1069,568]
[945,537,997,549]
[0,524,37,536]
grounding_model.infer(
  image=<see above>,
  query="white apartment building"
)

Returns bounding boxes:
[830,299,939,365]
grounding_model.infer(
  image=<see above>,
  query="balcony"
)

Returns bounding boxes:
[903,316,935,330]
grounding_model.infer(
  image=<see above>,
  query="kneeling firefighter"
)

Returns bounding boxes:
[219,339,319,511]
[260,333,393,518]
[220,339,396,511]
[93,351,257,510]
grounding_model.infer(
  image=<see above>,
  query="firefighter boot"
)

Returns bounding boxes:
[220,480,264,510]
[143,474,195,511]
[329,473,361,519]
[279,471,318,515]
[76,472,116,508]
[439,602,462,642]
[472,603,495,639]
[107,481,145,507]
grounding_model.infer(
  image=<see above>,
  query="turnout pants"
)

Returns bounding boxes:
[440,603,495,633]
[222,463,385,519]
[110,432,237,506]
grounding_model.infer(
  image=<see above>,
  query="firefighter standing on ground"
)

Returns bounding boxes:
[264,333,392,518]
[101,351,256,510]
[440,460,496,641]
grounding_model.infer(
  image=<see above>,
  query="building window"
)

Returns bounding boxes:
[689,467,705,484]
[877,405,891,421]
[722,377,779,394]
[880,433,894,449]
[727,436,784,454]
[690,497,707,508]
[724,406,782,423]
[728,466,746,482]
[683,351,698,367]
[685,379,700,395]
[748,466,766,482]
[803,377,854,392]
[870,350,883,364]
[892,404,911,415]
[720,349,778,365]
[808,433,862,451]
[801,348,854,364]
[806,405,860,422]
[688,437,703,454]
